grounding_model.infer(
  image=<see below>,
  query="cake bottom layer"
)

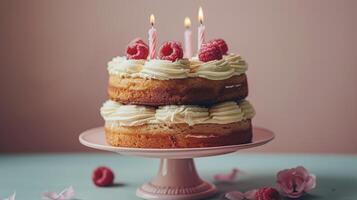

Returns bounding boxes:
[105,120,252,148]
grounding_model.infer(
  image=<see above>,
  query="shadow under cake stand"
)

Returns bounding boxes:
[79,127,274,200]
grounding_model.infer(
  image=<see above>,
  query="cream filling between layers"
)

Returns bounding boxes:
[100,100,156,126]
[208,101,245,124]
[239,99,256,119]
[106,54,248,80]
[100,100,255,127]
[155,105,210,126]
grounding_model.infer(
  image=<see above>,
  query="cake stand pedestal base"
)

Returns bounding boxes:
[79,127,275,200]
[136,158,216,200]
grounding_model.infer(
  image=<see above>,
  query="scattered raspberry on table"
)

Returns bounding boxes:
[92,166,115,187]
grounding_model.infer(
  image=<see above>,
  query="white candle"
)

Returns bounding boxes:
[198,7,205,51]
[148,14,157,59]
[184,17,192,58]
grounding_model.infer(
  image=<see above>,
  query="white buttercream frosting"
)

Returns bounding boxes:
[208,101,245,124]
[107,56,144,76]
[139,59,190,80]
[100,100,155,126]
[189,59,235,80]
[224,54,248,75]
[155,105,210,126]
[100,100,255,126]
[107,53,248,80]
[239,100,256,119]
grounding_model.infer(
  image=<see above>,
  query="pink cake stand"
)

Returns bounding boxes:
[79,127,274,200]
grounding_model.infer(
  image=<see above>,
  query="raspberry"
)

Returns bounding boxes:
[198,42,223,62]
[126,38,149,59]
[210,38,228,54]
[92,166,114,187]
[158,41,183,62]
[255,187,281,200]
[131,38,149,48]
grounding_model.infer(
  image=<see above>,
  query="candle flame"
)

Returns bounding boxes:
[184,17,191,28]
[198,6,204,24]
[150,14,155,26]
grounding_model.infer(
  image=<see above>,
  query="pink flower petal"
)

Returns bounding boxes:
[277,174,294,194]
[285,192,304,199]
[58,186,75,200]
[295,166,309,179]
[304,174,316,191]
[224,191,245,200]
[276,169,290,180]
[42,186,75,200]
[42,192,59,200]
[1,192,16,200]
[294,176,306,193]
[213,168,240,182]
[244,189,258,200]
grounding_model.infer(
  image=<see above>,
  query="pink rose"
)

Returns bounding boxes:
[213,168,240,182]
[277,166,316,198]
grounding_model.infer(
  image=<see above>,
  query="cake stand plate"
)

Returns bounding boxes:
[79,127,274,200]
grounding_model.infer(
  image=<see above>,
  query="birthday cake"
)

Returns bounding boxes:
[101,10,255,148]
[100,35,255,148]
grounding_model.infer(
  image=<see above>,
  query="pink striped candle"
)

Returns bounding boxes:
[148,14,157,59]
[198,7,205,51]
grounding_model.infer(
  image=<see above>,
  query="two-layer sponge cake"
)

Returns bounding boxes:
[100,38,255,148]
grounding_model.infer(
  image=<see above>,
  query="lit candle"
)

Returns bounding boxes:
[148,14,157,59]
[198,6,205,51]
[184,17,192,58]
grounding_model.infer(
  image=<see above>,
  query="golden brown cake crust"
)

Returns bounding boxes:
[105,120,252,148]
[108,74,248,106]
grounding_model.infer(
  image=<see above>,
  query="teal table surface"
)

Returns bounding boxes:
[0,153,357,200]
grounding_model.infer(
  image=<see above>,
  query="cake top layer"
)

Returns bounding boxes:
[107,38,248,80]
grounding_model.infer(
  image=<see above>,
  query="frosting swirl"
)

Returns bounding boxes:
[155,105,210,126]
[140,59,190,80]
[107,53,248,80]
[100,100,255,126]
[190,59,235,80]
[239,100,256,119]
[224,54,248,75]
[100,100,155,126]
[208,101,245,124]
[107,56,144,76]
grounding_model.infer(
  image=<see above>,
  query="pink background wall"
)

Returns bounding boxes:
[1,0,357,153]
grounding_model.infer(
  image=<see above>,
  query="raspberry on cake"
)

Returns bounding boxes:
[158,41,184,61]
[126,38,149,59]
[210,38,228,55]
[131,38,149,48]
[198,42,223,62]
[102,37,254,148]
